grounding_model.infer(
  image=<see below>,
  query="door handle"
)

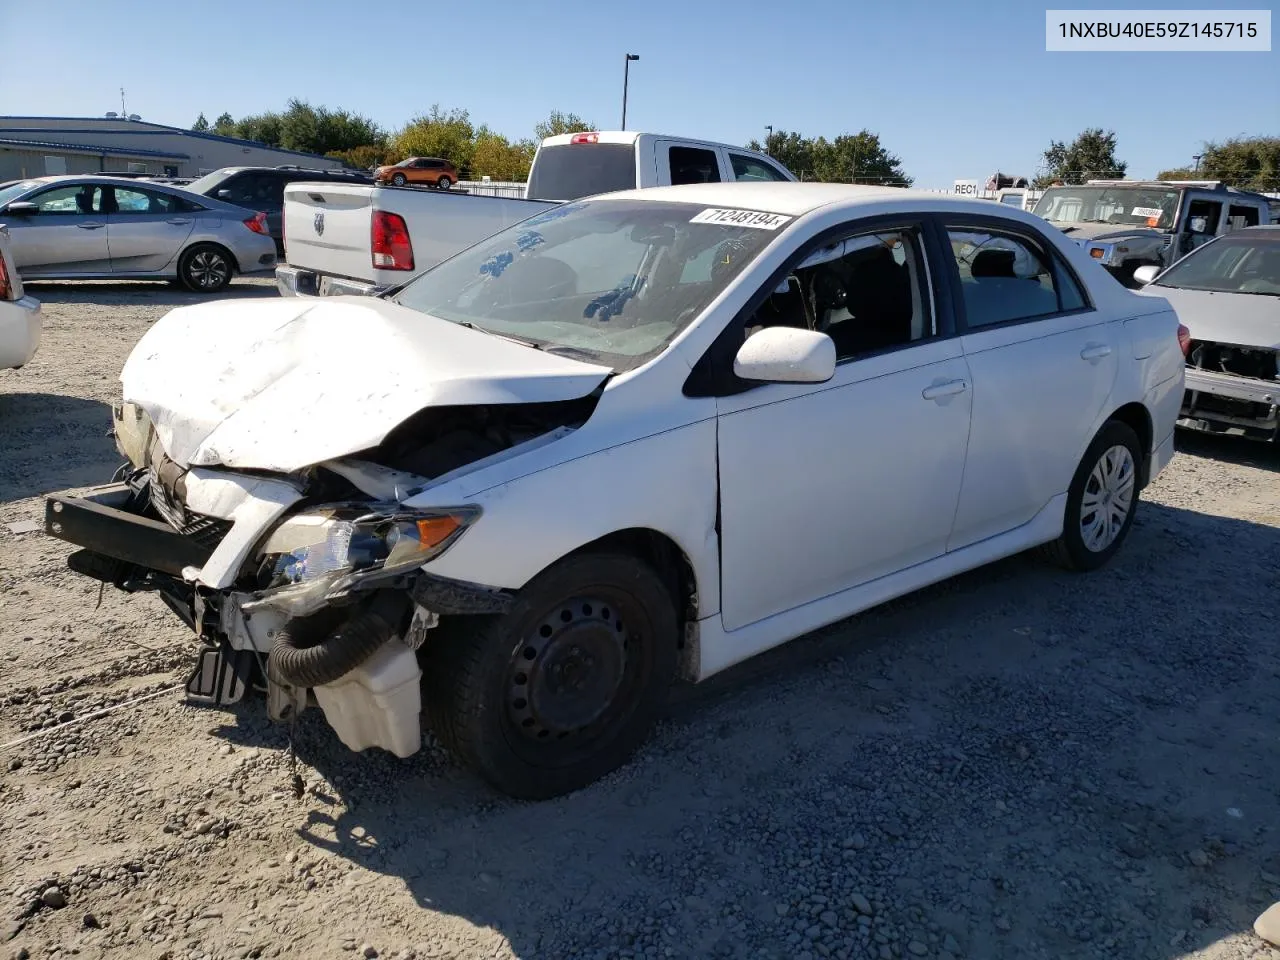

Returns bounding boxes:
[166,217,193,225]
[1080,343,1113,363]
[922,379,969,401]
[76,222,105,230]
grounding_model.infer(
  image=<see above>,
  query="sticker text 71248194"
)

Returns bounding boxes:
[689,208,793,230]
[1130,206,1164,219]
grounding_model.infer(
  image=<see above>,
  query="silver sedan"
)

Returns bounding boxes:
[0,176,278,293]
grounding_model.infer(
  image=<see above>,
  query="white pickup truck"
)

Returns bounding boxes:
[276,131,796,297]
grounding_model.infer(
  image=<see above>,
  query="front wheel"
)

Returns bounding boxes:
[1039,420,1143,571]
[424,552,678,799]
[178,244,233,293]
[391,173,407,186]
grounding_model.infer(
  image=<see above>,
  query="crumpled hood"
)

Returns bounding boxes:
[1052,222,1165,243]
[122,296,612,473]
[1135,284,1280,348]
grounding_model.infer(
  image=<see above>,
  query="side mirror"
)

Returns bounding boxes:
[1131,265,1160,286]
[3,201,37,215]
[734,326,836,384]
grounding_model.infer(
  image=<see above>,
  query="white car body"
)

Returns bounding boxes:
[0,224,42,370]
[48,183,1184,794]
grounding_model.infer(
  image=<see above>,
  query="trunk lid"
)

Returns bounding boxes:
[122,296,612,473]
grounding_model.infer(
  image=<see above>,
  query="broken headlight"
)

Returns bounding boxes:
[257,504,480,591]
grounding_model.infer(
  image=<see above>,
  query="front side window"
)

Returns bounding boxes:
[945,226,1084,328]
[1185,199,1222,235]
[0,180,41,209]
[1154,235,1280,295]
[391,199,784,369]
[743,228,932,360]
[30,184,105,215]
[1033,187,1180,230]
[730,153,789,182]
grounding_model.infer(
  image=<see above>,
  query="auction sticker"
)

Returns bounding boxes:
[690,208,792,230]
[1130,206,1163,218]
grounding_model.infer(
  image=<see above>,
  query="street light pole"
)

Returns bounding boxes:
[621,54,640,129]
[764,125,773,154]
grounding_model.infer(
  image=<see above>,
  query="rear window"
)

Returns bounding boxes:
[526,144,636,202]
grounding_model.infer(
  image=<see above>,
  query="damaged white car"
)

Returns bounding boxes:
[45,183,1186,798]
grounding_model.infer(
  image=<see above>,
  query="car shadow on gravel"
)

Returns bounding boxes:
[1175,428,1280,473]
[0,394,117,502]
[212,498,1280,960]
[22,280,279,308]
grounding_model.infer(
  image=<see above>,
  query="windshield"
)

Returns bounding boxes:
[0,180,40,208]
[1033,186,1180,230]
[183,171,228,195]
[390,199,787,369]
[526,144,637,202]
[1154,234,1280,295]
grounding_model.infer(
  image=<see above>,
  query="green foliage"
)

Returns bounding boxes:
[471,127,536,181]
[389,105,476,171]
[534,111,594,141]
[1154,166,1198,181]
[212,113,236,137]
[191,113,209,132]
[327,144,388,171]
[1196,136,1280,191]
[746,129,912,185]
[1034,129,1127,187]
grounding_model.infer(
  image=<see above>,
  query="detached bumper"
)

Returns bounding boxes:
[275,264,381,298]
[0,295,42,369]
[1180,368,1279,440]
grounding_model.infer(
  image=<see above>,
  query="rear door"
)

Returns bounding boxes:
[4,183,111,276]
[105,186,198,273]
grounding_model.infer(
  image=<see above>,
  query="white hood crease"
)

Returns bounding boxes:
[121,296,612,473]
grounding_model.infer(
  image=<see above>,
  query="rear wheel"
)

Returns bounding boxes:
[424,552,678,799]
[1039,420,1142,571]
[178,244,233,293]
[391,173,407,186]
[436,175,453,190]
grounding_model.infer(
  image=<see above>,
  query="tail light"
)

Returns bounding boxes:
[243,211,269,235]
[1177,323,1191,357]
[0,251,11,300]
[570,132,600,144]
[371,210,414,271]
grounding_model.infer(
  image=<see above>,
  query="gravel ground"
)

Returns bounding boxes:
[2,279,1279,960]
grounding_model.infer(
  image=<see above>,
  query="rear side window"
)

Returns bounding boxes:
[945,226,1086,328]
[669,146,721,185]
[526,144,636,201]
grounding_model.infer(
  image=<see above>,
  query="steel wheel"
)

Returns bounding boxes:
[1079,444,1135,552]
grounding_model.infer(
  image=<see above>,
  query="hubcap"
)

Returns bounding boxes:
[506,598,628,742]
[1080,444,1135,552]
[189,251,229,289]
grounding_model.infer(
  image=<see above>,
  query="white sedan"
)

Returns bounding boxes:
[0,224,41,370]
[45,183,1186,798]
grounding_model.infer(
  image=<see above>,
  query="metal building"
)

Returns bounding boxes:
[0,116,346,181]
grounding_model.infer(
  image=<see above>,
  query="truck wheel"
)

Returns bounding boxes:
[1038,420,1142,572]
[391,173,407,186]
[424,552,678,799]
[178,243,233,293]
[437,176,453,190]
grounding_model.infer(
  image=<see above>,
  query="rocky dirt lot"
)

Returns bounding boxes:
[2,280,1279,960]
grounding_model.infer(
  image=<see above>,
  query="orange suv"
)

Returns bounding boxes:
[374,157,459,189]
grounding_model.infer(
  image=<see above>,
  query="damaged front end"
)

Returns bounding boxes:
[43,398,595,758]
[1180,340,1280,441]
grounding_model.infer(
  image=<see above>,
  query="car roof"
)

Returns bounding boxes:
[591,181,986,217]
[9,174,194,191]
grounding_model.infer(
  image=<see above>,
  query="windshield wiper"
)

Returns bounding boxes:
[452,320,544,350]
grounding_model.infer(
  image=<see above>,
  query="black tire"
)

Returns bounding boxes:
[436,176,453,190]
[391,173,407,186]
[423,552,678,799]
[1039,420,1143,572]
[178,243,233,293]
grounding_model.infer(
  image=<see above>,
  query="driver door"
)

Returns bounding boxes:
[5,183,111,276]
[714,222,973,631]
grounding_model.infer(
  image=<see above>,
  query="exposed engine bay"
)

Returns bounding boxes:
[1187,340,1280,383]
[1182,340,1280,442]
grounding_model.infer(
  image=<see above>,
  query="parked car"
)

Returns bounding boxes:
[373,157,459,189]
[44,183,1184,798]
[278,131,797,297]
[0,224,41,370]
[0,176,277,293]
[185,166,374,256]
[1032,180,1274,286]
[1134,225,1280,441]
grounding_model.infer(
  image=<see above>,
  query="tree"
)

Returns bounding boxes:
[746,129,911,185]
[534,110,594,141]
[1034,128,1126,186]
[235,111,284,147]
[471,127,536,181]
[327,144,388,171]
[1155,166,1198,181]
[389,105,476,171]
[191,113,210,132]
[1196,136,1280,192]
[212,113,236,137]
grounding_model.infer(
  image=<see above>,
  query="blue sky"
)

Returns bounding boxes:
[0,0,1274,188]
